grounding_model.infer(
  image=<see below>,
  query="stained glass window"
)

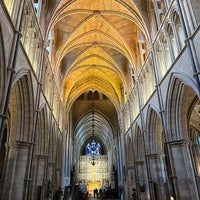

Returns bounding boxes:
[86,140,101,156]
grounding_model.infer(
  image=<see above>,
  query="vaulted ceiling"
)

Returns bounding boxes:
[46,0,150,154]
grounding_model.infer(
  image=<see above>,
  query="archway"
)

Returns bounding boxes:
[2,73,34,199]
[74,111,114,195]
[146,107,168,200]
[70,91,118,197]
[166,74,200,199]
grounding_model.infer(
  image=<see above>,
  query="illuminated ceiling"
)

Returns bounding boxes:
[47,0,150,110]
[46,0,150,155]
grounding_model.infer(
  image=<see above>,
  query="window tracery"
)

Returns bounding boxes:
[46,30,54,57]
[86,140,101,156]
[138,30,147,65]
[157,0,166,22]
[20,4,42,76]
[167,24,178,59]
[173,12,185,50]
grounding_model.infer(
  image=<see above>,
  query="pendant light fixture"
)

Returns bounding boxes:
[91,102,96,166]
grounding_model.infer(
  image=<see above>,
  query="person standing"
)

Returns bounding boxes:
[93,188,96,197]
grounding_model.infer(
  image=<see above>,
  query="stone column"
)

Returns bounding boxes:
[168,139,199,200]
[47,162,56,182]
[47,162,56,199]
[28,154,48,200]
[188,142,200,196]
[2,140,32,200]
[134,160,149,200]
[146,153,168,200]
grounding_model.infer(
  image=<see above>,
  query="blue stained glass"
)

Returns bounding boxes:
[91,140,96,152]
[86,140,101,156]
[96,143,100,155]
[33,3,39,13]
[86,143,91,155]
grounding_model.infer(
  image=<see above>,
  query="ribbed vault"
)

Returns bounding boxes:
[47,0,150,111]
[46,0,150,166]
[74,111,113,157]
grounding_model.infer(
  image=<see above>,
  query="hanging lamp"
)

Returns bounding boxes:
[91,103,96,166]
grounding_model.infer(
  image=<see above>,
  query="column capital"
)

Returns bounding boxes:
[35,154,49,159]
[145,153,159,158]
[134,160,144,164]
[6,140,34,148]
[165,139,190,146]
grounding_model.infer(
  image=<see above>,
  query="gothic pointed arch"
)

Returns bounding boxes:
[35,104,49,155]
[2,70,34,199]
[172,11,185,49]
[145,106,169,199]
[125,132,134,167]
[146,106,164,154]
[134,124,144,162]
[9,69,34,142]
[165,72,200,199]
[166,72,199,141]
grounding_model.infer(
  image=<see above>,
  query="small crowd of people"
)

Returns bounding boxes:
[93,188,98,197]
[53,186,63,200]
[93,188,104,198]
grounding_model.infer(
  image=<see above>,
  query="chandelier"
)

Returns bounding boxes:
[91,156,95,166]
[91,104,96,166]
